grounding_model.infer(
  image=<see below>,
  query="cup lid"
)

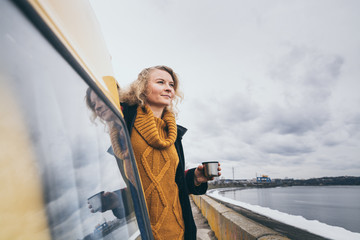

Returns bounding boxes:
[202,161,219,164]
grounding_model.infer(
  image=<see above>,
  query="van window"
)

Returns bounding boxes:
[0,1,149,239]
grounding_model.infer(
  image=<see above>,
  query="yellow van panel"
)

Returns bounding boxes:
[103,76,122,115]
[0,79,51,240]
[27,0,121,112]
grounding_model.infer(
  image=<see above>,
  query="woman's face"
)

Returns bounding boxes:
[89,91,115,122]
[146,69,175,110]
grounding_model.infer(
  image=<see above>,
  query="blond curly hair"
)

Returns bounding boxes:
[120,65,183,115]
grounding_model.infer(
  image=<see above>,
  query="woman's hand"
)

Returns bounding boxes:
[101,192,121,211]
[194,162,221,186]
[88,191,120,213]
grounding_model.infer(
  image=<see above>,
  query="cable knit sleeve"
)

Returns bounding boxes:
[185,168,208,195]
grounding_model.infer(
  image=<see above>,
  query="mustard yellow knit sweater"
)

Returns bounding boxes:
[131,105,184,240]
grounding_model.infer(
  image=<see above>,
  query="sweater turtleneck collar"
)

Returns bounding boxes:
[134,105,177,149]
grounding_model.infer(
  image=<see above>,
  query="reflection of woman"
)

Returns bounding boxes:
[85,88,134,220]
[86,88,152,238]
[120,65,221,240]
[86,88,133,182]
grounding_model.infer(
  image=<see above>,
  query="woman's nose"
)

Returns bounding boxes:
[165,83,173,92]
[95,101,103,111]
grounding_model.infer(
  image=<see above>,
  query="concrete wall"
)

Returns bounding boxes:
[192,195,290,240]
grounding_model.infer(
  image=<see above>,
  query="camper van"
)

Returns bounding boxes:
[0,0,153,239]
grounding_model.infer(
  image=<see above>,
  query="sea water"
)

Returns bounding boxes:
[208,186,360,240]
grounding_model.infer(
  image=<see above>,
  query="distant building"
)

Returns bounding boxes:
[256,175,271,183]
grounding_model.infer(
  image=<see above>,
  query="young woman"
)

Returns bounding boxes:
[120,65,221,240]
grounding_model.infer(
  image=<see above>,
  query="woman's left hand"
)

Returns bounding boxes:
[194,162,221,186]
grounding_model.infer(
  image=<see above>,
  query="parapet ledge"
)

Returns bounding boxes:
[192,194,290,240]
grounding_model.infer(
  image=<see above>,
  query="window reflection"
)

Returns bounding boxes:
[84,88,150,239]
[85,88,136,186]
[85,89,142,235]
[0,2,143,239]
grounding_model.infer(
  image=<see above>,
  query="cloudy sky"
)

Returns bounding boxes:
[89,0,360,180]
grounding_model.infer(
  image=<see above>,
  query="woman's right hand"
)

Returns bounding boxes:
[194,162,222,186]
[88,191,120,213]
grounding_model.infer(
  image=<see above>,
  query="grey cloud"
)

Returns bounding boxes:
[262,143,314,156]
[264,105,329,135]
[270,45,344,83]
[188,99,223,138]
[258,46,346,137]
[256,133,316,157]
[46,188,80,227]
[183,130,253,166]
[303,55,344,104]
[321,127,349,147]
[269,45,344,105]
[323,139,344,147]
[267,156,306,167]
[303,55,344,87]
[220,95,260,123]
[345,113,360,136]
[286,157,306,166]
[316,156,360,171]
[191,93,259,136]
[72,138,99,168]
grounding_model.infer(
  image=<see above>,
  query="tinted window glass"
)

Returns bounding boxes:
[0,1,147,239]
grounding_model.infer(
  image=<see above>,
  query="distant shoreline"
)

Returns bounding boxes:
[208,175,360,189]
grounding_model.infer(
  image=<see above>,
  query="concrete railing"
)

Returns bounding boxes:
[192,195,290,240]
